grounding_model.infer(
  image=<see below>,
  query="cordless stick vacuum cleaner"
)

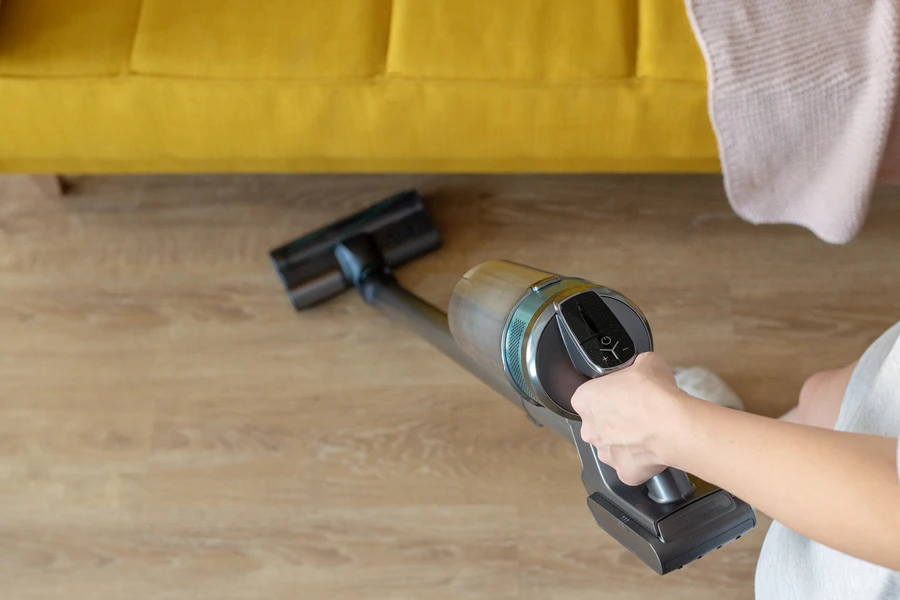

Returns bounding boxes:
[271,191,755,575]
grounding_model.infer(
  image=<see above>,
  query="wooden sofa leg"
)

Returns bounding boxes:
[26,175,64,197]
[0,175,64,198]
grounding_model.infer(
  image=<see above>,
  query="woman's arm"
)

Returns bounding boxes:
[571,353,900,571]
[668,398,900,570]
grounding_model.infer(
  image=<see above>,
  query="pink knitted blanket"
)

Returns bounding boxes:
[685,1,900,244]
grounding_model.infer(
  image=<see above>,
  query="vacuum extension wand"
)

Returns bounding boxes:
[271,191,755,575]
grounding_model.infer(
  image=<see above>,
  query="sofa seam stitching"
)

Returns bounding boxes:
[633,0,642,78]
[125,0,147,76]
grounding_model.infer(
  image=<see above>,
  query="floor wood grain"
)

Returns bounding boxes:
[1,174,898,599]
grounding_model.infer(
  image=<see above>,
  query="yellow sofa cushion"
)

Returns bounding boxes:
[388,0,636,81]
[131,0,393,79]
[0,0,141,76]
[0,0,717,173]
[638,0,707,82]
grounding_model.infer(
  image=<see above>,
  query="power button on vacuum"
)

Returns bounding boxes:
[559,293,635,369]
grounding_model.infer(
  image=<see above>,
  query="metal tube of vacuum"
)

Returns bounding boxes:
[363,272,526,409]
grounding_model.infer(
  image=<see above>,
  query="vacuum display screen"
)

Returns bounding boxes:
[560,293,636,368]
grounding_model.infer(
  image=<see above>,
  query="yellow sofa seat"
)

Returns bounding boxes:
[0,0,717,173]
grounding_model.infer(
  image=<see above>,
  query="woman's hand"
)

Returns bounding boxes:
[571,352,688,485]
[573,352,900,570]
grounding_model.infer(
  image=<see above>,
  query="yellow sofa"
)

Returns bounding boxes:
[0,0,716,173]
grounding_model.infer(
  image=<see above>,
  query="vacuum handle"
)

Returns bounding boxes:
[646,468,695,504]
[556,302,695,504]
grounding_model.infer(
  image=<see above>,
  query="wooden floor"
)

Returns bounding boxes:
[1,174,898,599]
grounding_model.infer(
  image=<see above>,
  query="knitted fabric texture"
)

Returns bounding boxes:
[685,0,900,244]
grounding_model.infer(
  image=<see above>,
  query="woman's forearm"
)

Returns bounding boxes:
[661,395,900,571]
